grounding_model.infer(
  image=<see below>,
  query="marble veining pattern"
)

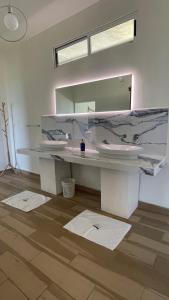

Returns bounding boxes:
[42,108,169,156]
[17,147,167,176]
[138,154,167,176]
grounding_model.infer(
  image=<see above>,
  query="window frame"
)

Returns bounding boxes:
[90,19,136,54]
[55,36,88,66]
[54,16,137,67]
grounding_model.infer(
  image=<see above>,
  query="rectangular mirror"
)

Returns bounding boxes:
[56,74,132,114]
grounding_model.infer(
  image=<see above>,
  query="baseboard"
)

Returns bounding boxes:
[139,200,169,216]
[76,184,101,197]
[16,169,100,196]
[16,169,40,178]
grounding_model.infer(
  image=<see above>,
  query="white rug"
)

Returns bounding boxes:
[1,191,51,212]
[64,210,131,251]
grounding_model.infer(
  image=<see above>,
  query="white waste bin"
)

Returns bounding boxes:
[61,178,75,198]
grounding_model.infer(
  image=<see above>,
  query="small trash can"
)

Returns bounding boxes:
[61,178,75,198]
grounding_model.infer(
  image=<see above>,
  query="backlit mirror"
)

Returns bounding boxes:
[56,74,132,114]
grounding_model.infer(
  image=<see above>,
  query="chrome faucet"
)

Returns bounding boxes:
[66,132,72,140]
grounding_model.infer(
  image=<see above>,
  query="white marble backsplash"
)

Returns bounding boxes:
[41,108,169,156]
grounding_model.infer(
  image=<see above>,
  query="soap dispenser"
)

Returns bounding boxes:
[80,139,85,157]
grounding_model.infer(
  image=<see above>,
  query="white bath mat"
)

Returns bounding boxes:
[64,210,131,251]
[1,190,51,212]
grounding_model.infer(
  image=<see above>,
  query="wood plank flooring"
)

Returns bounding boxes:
[0,172,169,299]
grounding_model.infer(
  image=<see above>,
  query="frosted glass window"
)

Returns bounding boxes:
[55,19,136,66]
[91,19,135,54]
[57,39,88,65]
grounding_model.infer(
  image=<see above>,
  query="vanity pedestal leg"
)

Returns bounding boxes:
[39,158,71,195]
[100,168,139,219]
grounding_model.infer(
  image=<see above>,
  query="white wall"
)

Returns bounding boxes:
[3,0,169,207]
[0,55,7,171]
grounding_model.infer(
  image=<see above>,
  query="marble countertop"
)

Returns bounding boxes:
[17,147,168,176]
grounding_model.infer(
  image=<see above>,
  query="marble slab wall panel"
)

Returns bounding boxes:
[41,108,169,155]
[42,115,74,141]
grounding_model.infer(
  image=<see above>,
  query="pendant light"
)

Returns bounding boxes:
[0,1,27,42]
[4,5,19,31]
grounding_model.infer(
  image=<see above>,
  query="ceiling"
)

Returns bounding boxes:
[0,0,100,46]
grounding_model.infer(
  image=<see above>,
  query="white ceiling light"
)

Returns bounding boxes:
[0,1,27,42]
[4,6,19,31]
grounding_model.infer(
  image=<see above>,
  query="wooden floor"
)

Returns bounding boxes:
[0,173,169,300]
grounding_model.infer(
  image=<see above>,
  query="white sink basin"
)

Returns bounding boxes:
[40,140,67,150]
[96,144,143,159]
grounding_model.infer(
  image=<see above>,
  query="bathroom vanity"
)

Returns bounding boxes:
[18,146,167,219]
